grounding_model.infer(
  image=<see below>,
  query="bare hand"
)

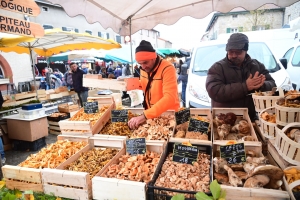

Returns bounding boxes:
[246,71,265,91]
[128,115,146,129]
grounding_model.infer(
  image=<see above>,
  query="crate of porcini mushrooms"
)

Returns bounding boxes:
[213,143,289,200]
[147,141,213,200]
[41,136,126,200]
[2,135,89,192]
[59,97,114,136]
[212,108,261,146]
[170,108,213,146]
[92,140,167,200]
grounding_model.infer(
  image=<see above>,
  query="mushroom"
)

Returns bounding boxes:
[246,150,256,157]
[224,165,243,187]
[214,113,226,126]
[213,157,228,174]
[224,112,237,126]
[234,171,248,181]
[244,174,270,188]
[288,129,300,143]
[214,172,229,184]
[231,119,250,135]
[246,156,267,164]
[217,124,231,140]
[243,162,259,174]
[241,136,256,141]
[249,165,283,189]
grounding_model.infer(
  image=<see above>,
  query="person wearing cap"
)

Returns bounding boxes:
[206,33,276,121]
[128,40,180,129]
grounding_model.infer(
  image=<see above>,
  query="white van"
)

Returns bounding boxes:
[186,39,293,108]
[282,42,300,90]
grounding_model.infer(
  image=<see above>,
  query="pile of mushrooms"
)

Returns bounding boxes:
[214,112,255,141]
[213,150,283,189]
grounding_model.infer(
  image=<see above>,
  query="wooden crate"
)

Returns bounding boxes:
[15,92,37,100]
[54,86,68,93]
[83,75,140,91]
[92,141,166,200]
[84,74,102,79]
[252,92,281,113]
[275,103,300,126]
[58,103,80,113]
[214,143,290,200]
[274,122,300,165]
[170,108,212,146]
[2,135,89,192]
[212,108,261,146]
[59,97,114,136]
[48,121,61,135]
[41,136,126,200]
[259,107,276,139]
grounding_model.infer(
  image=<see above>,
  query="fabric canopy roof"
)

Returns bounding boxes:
[45,0,299,36]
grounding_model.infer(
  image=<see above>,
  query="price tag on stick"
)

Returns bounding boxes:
[187,118,209,134]
[172,143,198,165]
[111,110,128,122]
[220,143,246,164]
[175,108,190,125]
[83,102,98,114]
[126,138,146,155]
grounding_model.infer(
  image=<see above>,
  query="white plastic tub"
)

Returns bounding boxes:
[19,108,46,119]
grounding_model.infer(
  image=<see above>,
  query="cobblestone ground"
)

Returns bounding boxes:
[4,134,57,166]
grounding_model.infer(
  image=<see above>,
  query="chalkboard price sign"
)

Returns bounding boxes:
[126,138,146,155]
[175,108,190,125]
[187,118,210,134]
[220,143,246,164]
[172,143,198,165]
[83,101,98,114]
[111,110,128,122]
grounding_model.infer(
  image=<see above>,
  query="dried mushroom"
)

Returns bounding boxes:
[65,148,119,179]
[19,140,87,169]
[131,115,175,140]
[260,111,276,123]
[155,152,211,197]
[102,151,161,183]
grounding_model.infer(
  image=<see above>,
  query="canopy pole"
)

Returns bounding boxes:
[29,45,39,100]
[129,17,134,71]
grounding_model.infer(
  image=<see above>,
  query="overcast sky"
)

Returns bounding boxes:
[154,13,214,50]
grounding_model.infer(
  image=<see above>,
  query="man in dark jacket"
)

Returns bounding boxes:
[70,62,88,107]
[206,33,276,121]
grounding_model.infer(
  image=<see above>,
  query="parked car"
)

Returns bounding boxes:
[282,42,300,90]
[186,39,293,108]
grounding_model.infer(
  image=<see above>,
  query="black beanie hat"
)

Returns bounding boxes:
[135,40,156,53]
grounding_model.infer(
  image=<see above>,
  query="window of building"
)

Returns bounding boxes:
[42,6,49,12]
[288,15,291,23]
[43,25,53,30]
[106,33,110,39]
[252,25,269,31]
[232,14,238,18]
[98,32,102,37]
[116,35,121,43]
[85,30,92,35]
[226,27,243,33]
[62,27,75,32]
[75,28,79,33]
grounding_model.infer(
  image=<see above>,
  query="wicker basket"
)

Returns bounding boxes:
[275,103,300,126]
[274,122,300,165]
[252,92,281,112]
[259,107,276,139]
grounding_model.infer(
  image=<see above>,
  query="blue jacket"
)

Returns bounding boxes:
[72,68,88,93]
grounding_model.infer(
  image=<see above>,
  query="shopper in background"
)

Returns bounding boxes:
[122,63,132,76]
[44,67,52,90]
[63,69,73,91]
[50,74,63,89]
[0,90,5,165]
[70,62,88,107]
[53,68,63,81]
[206,33,276,121]
[114,64,122,78]
[133,64,140,78]
[128,40,180,129]
[177,62,189,107]
[39,77,47,90]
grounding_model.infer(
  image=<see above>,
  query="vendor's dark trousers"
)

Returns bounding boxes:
[77,91,88,107]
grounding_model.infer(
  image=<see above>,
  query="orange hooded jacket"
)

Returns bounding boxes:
[140,57,180,119]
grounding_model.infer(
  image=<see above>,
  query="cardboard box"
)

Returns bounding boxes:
[7,117,48,141]
[1,133,11,145]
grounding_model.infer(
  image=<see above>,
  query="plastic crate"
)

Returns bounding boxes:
[12,137,46,151]
[18,108,46,119]
[147,141,213,200]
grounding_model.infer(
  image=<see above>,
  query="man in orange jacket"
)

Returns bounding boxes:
[128,40,180,129]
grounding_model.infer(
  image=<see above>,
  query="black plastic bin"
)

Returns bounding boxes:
[12,137,46,151]
[47,112,70,122]
[147,141,213,200]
